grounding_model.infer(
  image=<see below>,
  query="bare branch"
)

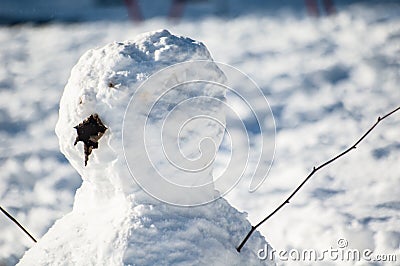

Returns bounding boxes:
[236,106,400,252]
[0,205,37,243]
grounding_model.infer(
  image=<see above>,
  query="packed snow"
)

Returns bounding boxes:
[0,2,399,266]
[15,29,274,265]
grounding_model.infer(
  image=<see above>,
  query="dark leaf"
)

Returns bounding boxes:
[74,114,107,166]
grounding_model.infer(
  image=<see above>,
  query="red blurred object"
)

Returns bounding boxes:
[124,0,143,22]
[305,0,319,16]
[305,0,336,17]
[168,0,187,20]
[324,0,336,15]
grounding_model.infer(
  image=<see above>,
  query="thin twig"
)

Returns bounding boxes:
[0,205,37,243]
[236,106,400,252]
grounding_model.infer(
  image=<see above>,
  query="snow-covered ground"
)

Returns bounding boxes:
[1,2,399,265]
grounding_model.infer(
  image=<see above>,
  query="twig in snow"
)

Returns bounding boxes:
[236,106,400,252]
[0,205,37,243]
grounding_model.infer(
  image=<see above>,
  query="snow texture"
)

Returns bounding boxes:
[0,3,399,266]
[16,29,274,265]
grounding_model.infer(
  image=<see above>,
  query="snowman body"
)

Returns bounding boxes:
[18,30,274,266]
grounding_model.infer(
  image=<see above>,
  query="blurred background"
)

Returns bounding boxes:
[0,0,399,24]
[1,0,399,265]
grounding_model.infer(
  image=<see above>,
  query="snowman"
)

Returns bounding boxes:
[18,30,274,265]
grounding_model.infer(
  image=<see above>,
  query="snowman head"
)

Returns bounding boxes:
[55,30,227,201]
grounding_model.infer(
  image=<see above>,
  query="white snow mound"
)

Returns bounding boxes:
[18,29,274,266]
